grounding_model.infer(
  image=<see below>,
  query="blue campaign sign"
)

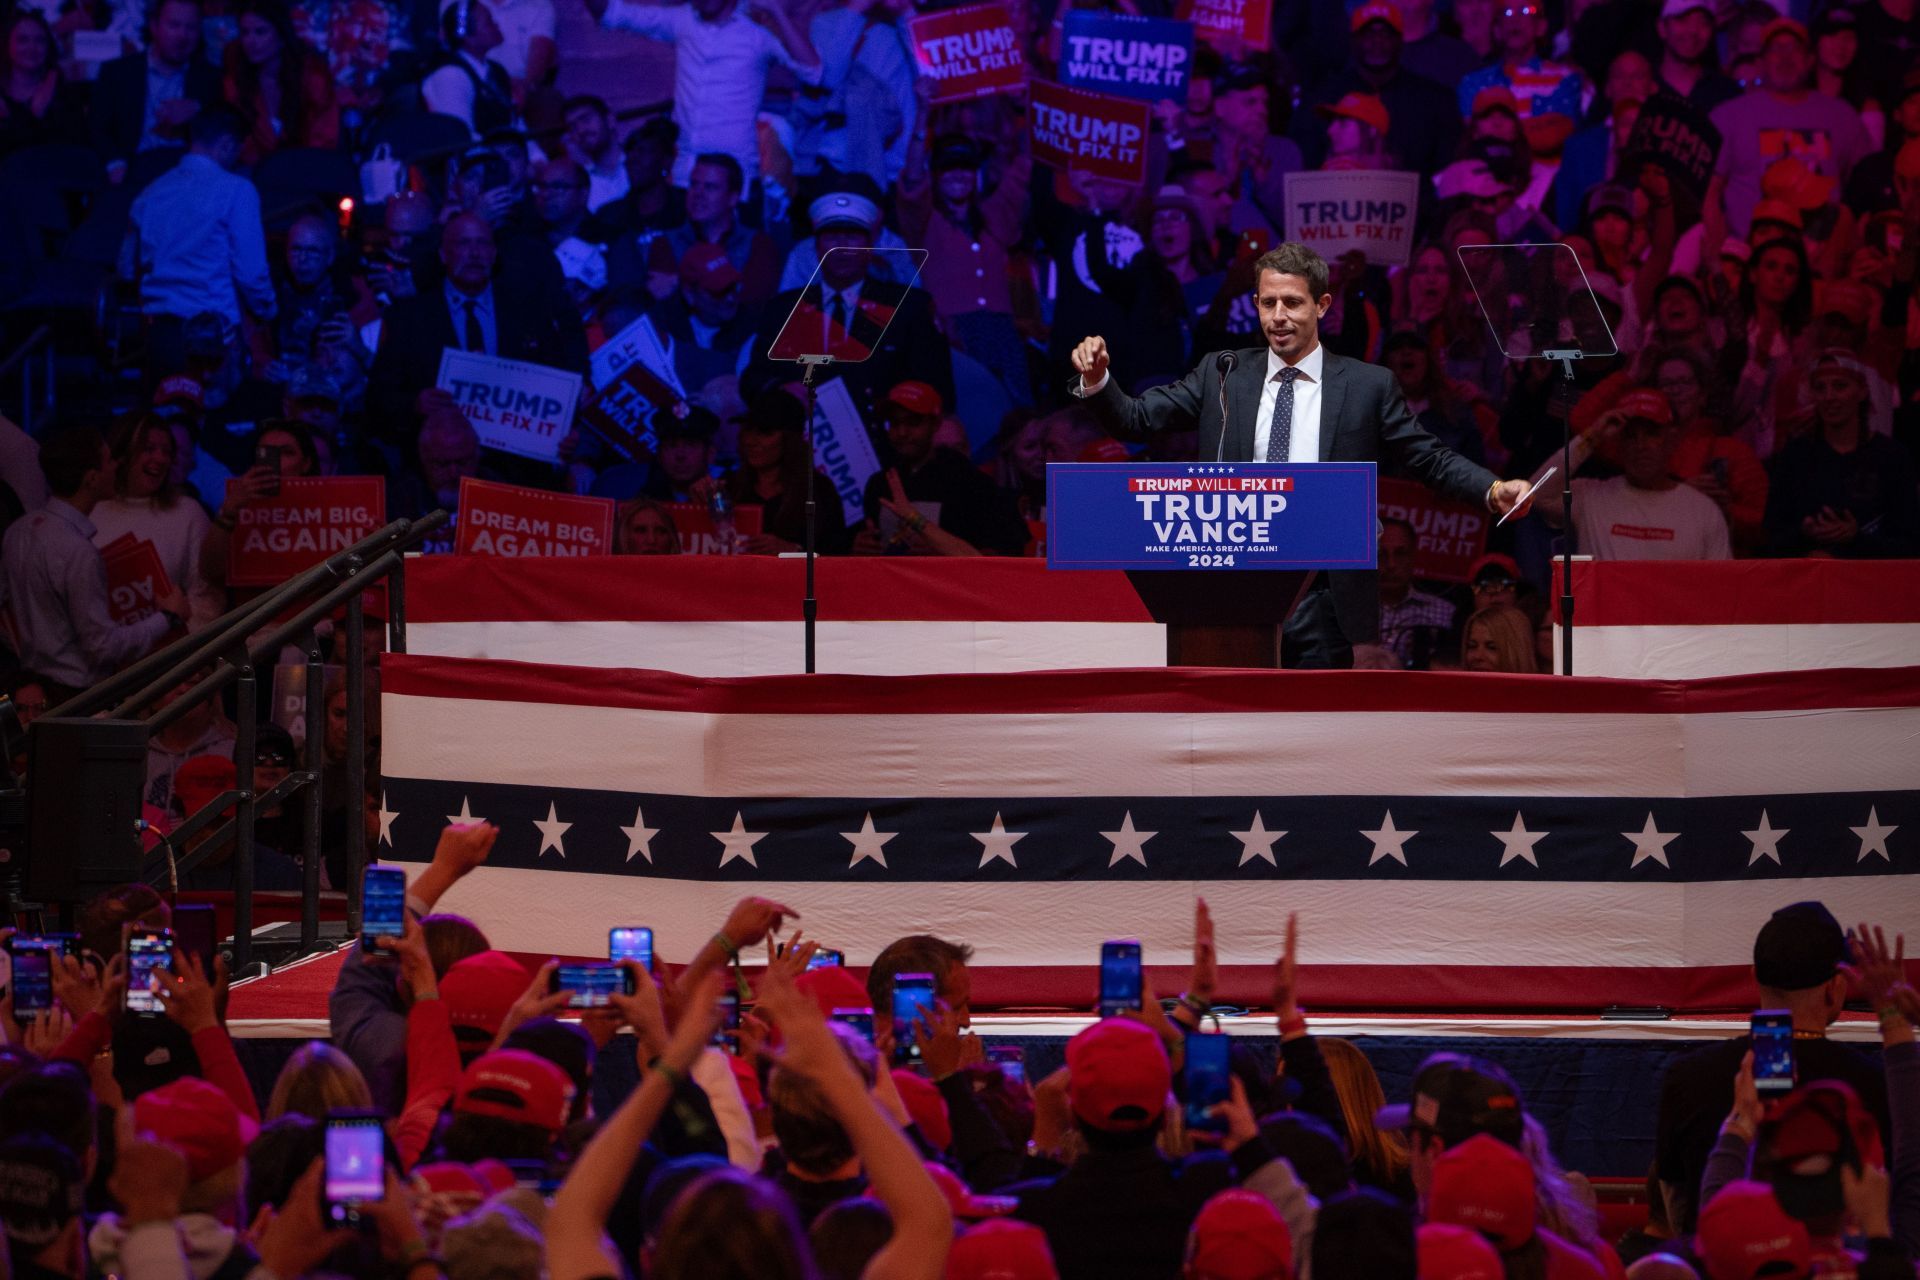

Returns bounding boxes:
[1046,462,1379,571]
[1059,12,1195,104]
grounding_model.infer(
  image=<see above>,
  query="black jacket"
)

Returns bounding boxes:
[1086,347,1499,658]
[90,52,222,167]
[742,276,954,430]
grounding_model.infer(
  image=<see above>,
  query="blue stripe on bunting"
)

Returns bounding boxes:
[377,777,1914,884]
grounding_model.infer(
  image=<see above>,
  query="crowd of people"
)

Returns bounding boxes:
[0,0,1914,692]
[0,826,1915,1280]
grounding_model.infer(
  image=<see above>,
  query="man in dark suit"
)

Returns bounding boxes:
[90,0,222,177]
[1071,241,1533,668]
[367,212,589,473]
[741,189,952,429]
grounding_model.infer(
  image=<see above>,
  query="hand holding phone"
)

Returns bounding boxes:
[1751,1010,1796,1095]
[550,962,634,1009]
[124,928,175,1016]
[322,1111,386,1227]
[361,867,407,953]
[890,973,936,1066]
[1182,1033,1232,1132]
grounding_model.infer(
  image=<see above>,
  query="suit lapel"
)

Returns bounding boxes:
[1318,350,1347,462]
[1226,348,1262,462]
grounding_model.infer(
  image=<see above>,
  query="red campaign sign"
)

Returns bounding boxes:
[1177,0,1273,49]
[454,477,615,557]
[102,536,174,625]
[664,502,765,556]
[1028,79,1152,184]
[908,4,1026,103]
[1377,477,1489,584]
[226,476,387,587]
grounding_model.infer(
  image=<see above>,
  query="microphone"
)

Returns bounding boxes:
[1214,351,1237,463]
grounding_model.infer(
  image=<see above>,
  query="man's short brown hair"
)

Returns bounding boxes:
[1253,242,1331,299]
[866,935,974,1011]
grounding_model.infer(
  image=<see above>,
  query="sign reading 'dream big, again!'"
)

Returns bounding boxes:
[1047,462,1377,571]
[226,476,386,586]
[1029,79,1152,184]
[453,477,614,557]
[437,349,584,464]
[1176,0,1272,49]
[1281,169,1422,267]
[908,4,1025,102]
[1059,13,1194,104]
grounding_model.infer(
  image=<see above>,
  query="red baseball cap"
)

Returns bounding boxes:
[172,754,236,822]
[947,1219,1059,1280]
[1427,1134,1535,1251]
[152,375,205,410]
[1315,92,1391,135]
[790,966,872,1019]
[1759,16,1809,47]
[411,1161,489,1199]
[1471,86,1521,119]
[925,1161,1018,1220]
[679,241,743,293]
[892,1069,954,1153]
[133,1078,257,1183]
[1761,156,1835,211]
[1066,1018,1170,1132]
[1611,387,1674,427]
[1350,0,1403,32]
[1418,1224,1504,1280]
[1185,1189,1294,1280]
[454,1049,575,1133]
[439,951,528,1038]
[1695,1181,1812,1280]
[886,380,944,417]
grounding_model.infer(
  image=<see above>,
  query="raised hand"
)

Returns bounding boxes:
[1841,923,1907,1008]
[1191,897,1218,1006]
[1070,335,1110,390]
[1272,912,1301,1029]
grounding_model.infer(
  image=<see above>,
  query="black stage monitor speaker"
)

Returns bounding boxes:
[26,717,148,902]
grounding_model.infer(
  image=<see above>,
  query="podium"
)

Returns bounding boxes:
[1046,461,1378,669]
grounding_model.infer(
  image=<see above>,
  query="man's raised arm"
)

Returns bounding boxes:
[1068,334,1207,444]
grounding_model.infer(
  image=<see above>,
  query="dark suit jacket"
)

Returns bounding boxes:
[1087,346,1499,653]
[90,53,222,167]
[741,276,953,428]
[366,274,590,449]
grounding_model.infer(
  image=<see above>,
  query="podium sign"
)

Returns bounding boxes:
[1046,462,1377,571]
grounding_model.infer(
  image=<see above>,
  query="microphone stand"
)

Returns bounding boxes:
[1214,351,1236,463]
[798,355,832,675]
[1543,349,1580,676]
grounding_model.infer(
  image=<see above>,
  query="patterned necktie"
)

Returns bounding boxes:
[1264,366,1300,462]
[462,298,485,353]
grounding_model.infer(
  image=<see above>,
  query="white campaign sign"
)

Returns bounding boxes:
[1281,169,1422,267]
[437,349,584,463]
[811,378,883,526]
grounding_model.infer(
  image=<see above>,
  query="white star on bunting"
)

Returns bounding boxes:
[714,812,767,868]
[377,792,399,847]
[972,812,1025,869]
[1102,812,1155,867]
[1231,811,1286,866]
[843,813,896,869]
[1743,810,1788,866]
[1624,813,1678,869]
[446,796,483,826]
[620,806,659,863]
[1362,811,1417,866]
[1853,806,1897,862]
[534,801,572,858]
[1492,811,1546,868]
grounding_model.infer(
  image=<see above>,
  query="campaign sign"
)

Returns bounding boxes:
[1377,477,1487,584]
[227,476,386,586]
[663,502,766,555]
[437,349,584,464]
[454,477,614,557]
[1060,13,1194,104]
[1622,91,1722,203]
[811,377,884,526]
[103,537,174,624]
[580,313,686,461]
[1177,0,1272,50]
[1047,462,1377,570]
[909,4,1025,102]
[1282,169,1422,266]
[1029,79,1151,184]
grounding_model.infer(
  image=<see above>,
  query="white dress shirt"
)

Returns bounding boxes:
[1252,342,1324,464]
[598,1,823,185]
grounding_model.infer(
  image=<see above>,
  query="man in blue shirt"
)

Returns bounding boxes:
[120,108,277,345]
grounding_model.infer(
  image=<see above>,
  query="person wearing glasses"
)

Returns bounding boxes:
[1455,0,1584,158]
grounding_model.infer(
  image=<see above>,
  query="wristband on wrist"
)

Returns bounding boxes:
[1178,992,1211,1016]
[652,1059,688,1089]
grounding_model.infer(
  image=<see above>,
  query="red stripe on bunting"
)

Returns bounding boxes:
[408,557,1161,623]
[1562,560,1920,627]
[382,652,1920,718]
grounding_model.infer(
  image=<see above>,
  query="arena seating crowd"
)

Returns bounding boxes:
[0,830,1916,1279]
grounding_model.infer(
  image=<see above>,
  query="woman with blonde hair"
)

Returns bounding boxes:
[266,1042,374,1121]
[1460,604,1539,674]
[1318,1037,1411,1199]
